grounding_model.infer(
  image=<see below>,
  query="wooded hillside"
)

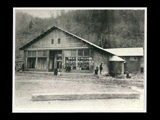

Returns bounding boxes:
[15,10,144,60]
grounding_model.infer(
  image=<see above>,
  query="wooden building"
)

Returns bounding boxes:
[19,26,114,73]
[19,26,144,74]
[104,48,144,73]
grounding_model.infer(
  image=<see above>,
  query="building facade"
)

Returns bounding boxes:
[19,26,112,73]
[19,26,144,74]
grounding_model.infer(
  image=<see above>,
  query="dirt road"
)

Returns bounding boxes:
[13,72,145,112]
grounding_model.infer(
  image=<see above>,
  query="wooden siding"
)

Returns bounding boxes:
[25,29,91,50]
[121,56,142,73]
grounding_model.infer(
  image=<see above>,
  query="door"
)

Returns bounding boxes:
[52,57,54,70]
[49,50,55,71]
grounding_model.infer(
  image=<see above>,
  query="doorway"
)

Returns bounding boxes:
[49,50,62,72]
[49,51,55,71]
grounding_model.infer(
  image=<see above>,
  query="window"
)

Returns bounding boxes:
[28,51,32,56]
[32,51,36,56]
[77,57,89,70]
[28,51,36,57]
[65,57,76,69]
[78,50,83,56]
[38,50,47,57]
[58,38,61,44]
[78,49,90,56]
[51,39,54,44]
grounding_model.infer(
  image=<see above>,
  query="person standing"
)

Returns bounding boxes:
[100,63,103,74]
[126,70,131,78]
[94,66,99,78]
[21,63,24,72]
[95,67,98,75]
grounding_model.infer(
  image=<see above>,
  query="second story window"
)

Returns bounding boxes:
[58,38,61,44]
[51,39,54,44]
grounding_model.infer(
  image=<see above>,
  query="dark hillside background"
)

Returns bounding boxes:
[15,10,144,60]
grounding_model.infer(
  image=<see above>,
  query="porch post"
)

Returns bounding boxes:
[62,50,64,71]
[35,51,38,69]
[23,50,26,70]
[25,50,28,70]
[76,49,78,70]
[47,50,50,71]
[121,62,124,74]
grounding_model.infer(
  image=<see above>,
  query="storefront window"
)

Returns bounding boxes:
[65,57,76,69]
[64,49,93,70]
[77,57,89,70]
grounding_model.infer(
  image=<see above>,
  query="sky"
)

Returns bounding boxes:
[16,9,72,19]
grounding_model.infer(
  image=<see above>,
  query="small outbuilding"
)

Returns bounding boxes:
[105,48,144,73]
[109,55,125,75]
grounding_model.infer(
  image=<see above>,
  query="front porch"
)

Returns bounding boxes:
[24,49,94,73]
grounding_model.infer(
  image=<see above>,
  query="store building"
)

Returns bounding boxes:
[19,26,114,73]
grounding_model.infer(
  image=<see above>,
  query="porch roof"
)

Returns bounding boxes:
[104,47,143,56]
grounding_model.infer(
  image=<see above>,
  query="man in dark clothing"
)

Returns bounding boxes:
[95,67,98,75]
[126,70,131,78]
[21,63,24,71]
[100,63,103,74]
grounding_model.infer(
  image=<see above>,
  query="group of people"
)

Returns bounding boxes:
[95,63,103,75]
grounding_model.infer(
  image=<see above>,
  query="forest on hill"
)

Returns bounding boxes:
[15,10,145,60]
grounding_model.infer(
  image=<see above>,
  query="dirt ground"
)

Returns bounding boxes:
[13,72,145,112]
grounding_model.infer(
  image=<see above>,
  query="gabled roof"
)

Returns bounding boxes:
[104,47,143,56]
[109,55,125,61]
[19,25,114,55]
